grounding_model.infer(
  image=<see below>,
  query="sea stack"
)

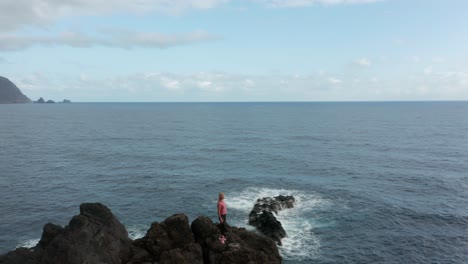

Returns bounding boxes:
[0,76,32,104]
[248,195,295,245]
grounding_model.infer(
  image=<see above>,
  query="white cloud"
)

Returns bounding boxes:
[410,55,421,64]
[0,0,229,32]
[257,0,382,8]
[355,58,372,67]
[0,0,384,32]
[392,38,406,46]
[159,76,181,91]
[432,57,446,63]
[11,66,468,102]
[424,66,433,75]
[328,77,342,84]
[0,29,220,51]
[197,80,213,89]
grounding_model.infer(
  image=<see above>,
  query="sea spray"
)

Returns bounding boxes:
[15,238,39,249]
[228,187,331,260]
[126,224,147,240]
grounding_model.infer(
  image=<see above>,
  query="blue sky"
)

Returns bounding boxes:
[1,0,468,102]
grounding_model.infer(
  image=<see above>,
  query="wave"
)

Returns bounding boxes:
[228,187,331,261]
[15,238,39,249]
[126,224,147,240]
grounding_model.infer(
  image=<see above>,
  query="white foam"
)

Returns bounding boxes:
[228,187,331,261]
[126,224,147,240]
[16,238,39,249]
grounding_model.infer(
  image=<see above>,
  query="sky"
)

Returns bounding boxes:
[1,0,468,102]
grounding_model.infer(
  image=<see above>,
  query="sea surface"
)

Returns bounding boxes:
[1,102,467,263]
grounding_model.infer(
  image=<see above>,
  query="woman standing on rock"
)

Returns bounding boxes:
[218,192,228,244]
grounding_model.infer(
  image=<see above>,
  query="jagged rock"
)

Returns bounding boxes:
[133,214,202,264]
[37,223,63,248]
[0,203,133,264]
[249,195,295,245]
[36,97,45,103]
[0,203,282,264]
[39,203,133,264]
[254,211,286,244]
[0,248,36,264]
[0,76,32,104]
[191,216,282,264]
[62,99,71,103]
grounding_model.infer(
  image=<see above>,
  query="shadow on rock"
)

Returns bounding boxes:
[0,203,282,264]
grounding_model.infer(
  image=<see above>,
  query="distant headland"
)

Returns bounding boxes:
[0,76,71,104]
[0,76,32,104]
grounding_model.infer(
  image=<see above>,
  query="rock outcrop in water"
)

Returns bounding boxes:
[35,97,56,103]
[0,203,281,264]
[249,195,295,245]
[0,76,32,104]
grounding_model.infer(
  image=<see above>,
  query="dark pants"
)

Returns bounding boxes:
[219,214,227,235]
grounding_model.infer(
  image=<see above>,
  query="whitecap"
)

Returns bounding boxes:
[15,238,39,249]
[126,224,147,240]
[228,187,331,261]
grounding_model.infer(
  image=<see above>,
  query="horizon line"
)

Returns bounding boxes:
[42,100,468,103]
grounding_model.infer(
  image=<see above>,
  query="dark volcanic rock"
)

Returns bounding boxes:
[254,211,286,244]
[0,76,32,103]
[36,98,57,104]
[38,203,133,264]
[0,203,133,264]
[249,195,295,245]
[133,213,203,264]
[191,216,282,264]
[0,248,37,264]
[0,203,282,264]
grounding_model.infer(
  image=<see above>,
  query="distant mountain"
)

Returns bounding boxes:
[0,76,32,104]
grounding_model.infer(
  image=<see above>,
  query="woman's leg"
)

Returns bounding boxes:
[221,214,227,236]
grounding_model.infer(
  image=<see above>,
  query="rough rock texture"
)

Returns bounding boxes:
[132,214,203,264]
[40,203,133,264]
[0,203,282,264]
[0,203,132,264]
[191,216,282,264]
[35,98,56,103]
[0,76,32,104]
[249,195,295,245]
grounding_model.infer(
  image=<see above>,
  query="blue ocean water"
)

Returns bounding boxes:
[0,102,467,263]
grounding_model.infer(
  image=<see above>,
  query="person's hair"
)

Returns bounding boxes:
[218,192,224,201]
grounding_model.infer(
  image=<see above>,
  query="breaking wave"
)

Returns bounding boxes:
[228,187,331,261]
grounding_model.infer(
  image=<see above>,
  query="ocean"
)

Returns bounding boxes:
[0,102,467,263]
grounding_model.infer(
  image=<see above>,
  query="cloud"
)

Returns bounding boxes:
[256,0,382,8]
[355,58,372,67]
[0,29,221,51]
[10,68,468,102]
[0,0,229,32]
[0,0,383,32]
[328,77,342,84]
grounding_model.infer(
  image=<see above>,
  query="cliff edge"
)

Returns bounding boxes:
[0,76,32,104]
[0,203,282,264]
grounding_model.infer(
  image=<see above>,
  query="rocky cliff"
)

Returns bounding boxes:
[0,203,282,264]
[0,76,32,104]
